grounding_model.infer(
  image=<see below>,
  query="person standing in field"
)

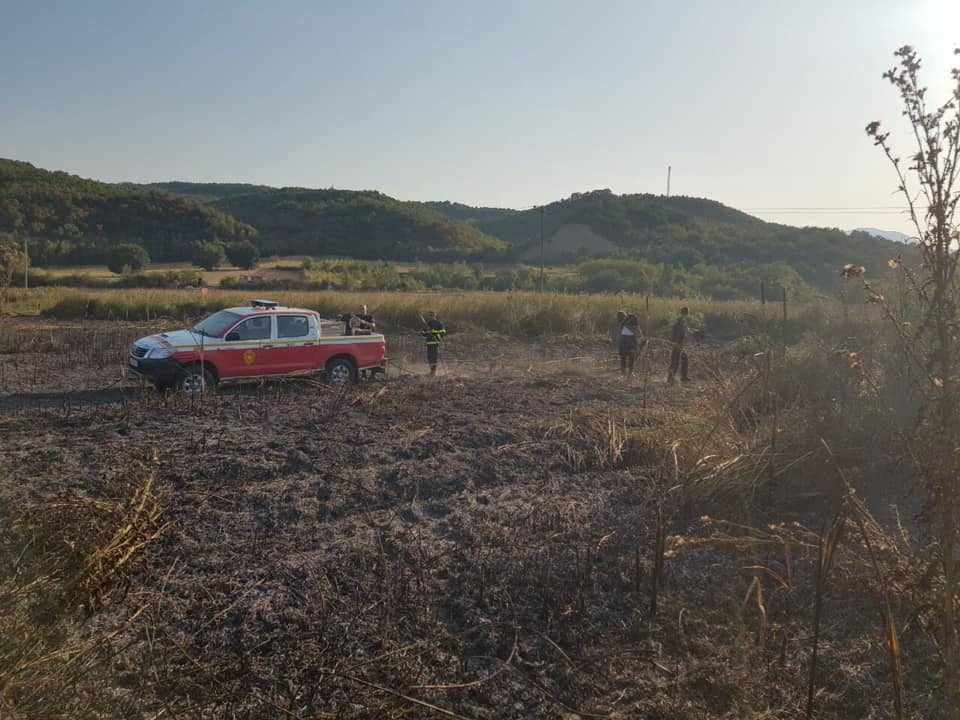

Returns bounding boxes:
[420,311,446,376]
[667,306,692,384]
[616,310,643,377]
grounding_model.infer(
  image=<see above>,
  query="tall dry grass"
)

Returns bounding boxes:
[2,286,835,339]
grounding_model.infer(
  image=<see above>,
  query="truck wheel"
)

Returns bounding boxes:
[176,365,216,394]
[326,358,356,386]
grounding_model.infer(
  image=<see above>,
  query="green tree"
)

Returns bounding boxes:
[192,241,226,270]
[106,243,150,274]
[0,233,26,309]
[225,240,260,269]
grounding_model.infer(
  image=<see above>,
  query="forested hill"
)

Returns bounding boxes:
[420,201,518,224]
[462,189,911,289]
[0,159,256,265]
[132,181,276,203]
[213,189,508,261]
[1,160,913,291]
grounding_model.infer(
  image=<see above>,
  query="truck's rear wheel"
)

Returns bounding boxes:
[176,365,216,394]
[326,357,356,386]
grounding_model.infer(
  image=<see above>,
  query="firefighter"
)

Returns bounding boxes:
[419,311,446,376]
[667,306,693,384]
[616,310,643,377]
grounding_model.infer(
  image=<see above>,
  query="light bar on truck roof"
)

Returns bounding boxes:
[251,299,280,309]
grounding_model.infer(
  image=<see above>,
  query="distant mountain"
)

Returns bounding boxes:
[133,181,276,203]
[420,201,518,224]
[213,189,507,261]
[853,227,914,244]
[0,159,255,265]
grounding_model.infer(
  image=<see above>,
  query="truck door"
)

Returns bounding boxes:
[219,315,281,377]
[273,313,319,374]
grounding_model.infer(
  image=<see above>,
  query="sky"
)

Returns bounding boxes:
[1,0,958,235]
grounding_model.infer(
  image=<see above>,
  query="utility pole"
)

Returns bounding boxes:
[538,205,545,294]
[23,236,28,290]
[666,166,671,197]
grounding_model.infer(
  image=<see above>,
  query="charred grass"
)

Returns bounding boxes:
[0,324,942,718]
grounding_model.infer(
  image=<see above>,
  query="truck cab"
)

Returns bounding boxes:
[128,300,387,392]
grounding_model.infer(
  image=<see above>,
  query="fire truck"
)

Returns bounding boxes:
[127,300,387,392]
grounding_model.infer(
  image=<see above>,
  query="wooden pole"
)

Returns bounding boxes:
[538,206,545,294]
[782,286,788,352]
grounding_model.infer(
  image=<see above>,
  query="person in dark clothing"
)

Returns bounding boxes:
[353,304,376,334]
[616,310,644,377]
[420,311,446,376]
[667,307,692,384]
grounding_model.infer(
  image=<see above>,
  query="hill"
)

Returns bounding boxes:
[132,181,276,203]
[213,188,508,261]
[469,189,913,289]
[420,200,518,224]
[1,160,915,296]
[0,159,256,265]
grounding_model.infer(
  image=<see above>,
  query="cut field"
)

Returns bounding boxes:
[0,319,933,718]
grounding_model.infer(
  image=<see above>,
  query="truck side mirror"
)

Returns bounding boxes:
[225,331,241,341]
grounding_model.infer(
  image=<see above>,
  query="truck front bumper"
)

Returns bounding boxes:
[126,356,182,386]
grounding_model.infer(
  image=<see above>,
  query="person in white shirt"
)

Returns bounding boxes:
[616,310,644,377]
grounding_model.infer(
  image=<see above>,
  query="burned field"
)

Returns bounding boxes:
[0,320,938,718]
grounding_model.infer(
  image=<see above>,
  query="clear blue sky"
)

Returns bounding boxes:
[1,0,957,234]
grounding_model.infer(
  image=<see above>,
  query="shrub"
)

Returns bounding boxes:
[192,241,226,270]
[106,243,149,274]
[225,240,260,269]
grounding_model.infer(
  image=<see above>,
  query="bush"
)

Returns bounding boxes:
[192,241,226,271]
[115,270,201,289]
[106,244,149,274]
[225,241,260,269]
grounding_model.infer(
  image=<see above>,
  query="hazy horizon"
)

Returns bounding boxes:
[2,0,958,235]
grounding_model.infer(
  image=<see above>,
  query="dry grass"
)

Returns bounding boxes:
[2,286,819,338]
[0,454,165,717]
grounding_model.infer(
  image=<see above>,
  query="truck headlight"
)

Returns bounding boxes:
[147,347,175,359]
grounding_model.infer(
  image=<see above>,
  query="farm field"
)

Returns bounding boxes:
[0,315,936,718]
[29,258,580,288]
[34,257,307,285]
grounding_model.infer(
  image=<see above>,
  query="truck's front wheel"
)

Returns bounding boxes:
[176,365,217,394]
[326,357,356,386]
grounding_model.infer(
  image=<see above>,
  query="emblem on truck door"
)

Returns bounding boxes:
[243,350,256,365]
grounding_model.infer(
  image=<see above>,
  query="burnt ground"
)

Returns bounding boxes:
[0,319,938,719]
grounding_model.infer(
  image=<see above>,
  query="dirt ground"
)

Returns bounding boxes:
[0,319,936,718]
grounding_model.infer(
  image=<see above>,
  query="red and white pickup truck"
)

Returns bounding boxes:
[127,300,387,391]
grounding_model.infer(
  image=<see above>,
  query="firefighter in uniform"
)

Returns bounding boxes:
[420,311,446,376]
[667,306,692,384]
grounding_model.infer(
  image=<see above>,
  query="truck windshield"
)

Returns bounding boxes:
[192,310,243,338]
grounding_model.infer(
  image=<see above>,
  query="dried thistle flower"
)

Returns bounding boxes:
[841,263,866,278]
